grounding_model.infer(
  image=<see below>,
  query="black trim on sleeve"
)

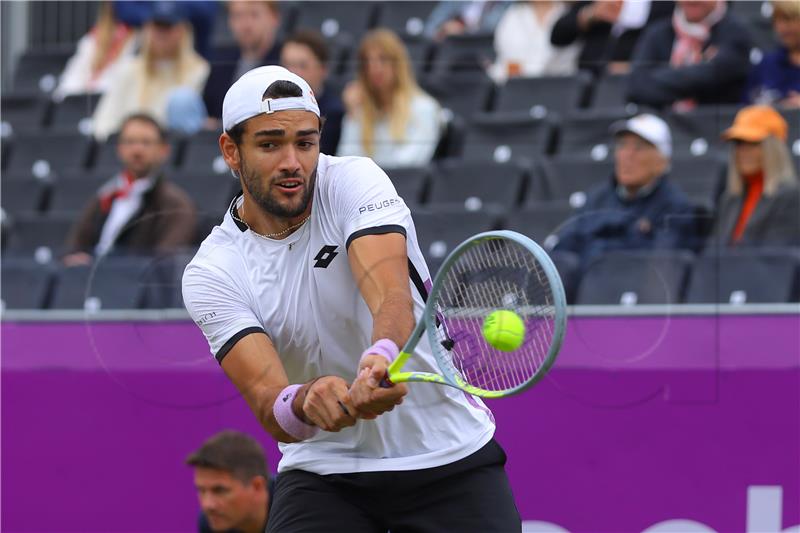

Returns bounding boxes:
[407,258,429,303]
[345,224,407,250]
[215,326,267,364]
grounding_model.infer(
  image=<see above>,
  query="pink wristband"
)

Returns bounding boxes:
[273,384,319,441]
[360,338,399,365]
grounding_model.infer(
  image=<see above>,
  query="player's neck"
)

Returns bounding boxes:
[239,197,312,240]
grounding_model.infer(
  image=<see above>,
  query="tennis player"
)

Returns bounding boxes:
[182,65,520,532]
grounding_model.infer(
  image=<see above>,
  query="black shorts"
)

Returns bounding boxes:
[266,438,521,533]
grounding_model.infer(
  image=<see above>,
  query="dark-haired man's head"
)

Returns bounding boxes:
[281,30,330,94]
[116,114,170,179]
[187,430,270,533]
[221,79,320,220]
[228,1,280,60]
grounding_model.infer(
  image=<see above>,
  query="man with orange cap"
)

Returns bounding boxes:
[710,105,800,246]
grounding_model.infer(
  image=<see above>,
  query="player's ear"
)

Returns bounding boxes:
[219,132,242,174]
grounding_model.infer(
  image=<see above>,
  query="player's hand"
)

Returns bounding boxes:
[301,376,358,432]
[350,357,408,418]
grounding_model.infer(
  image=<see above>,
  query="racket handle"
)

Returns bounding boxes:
[379,373,394,388]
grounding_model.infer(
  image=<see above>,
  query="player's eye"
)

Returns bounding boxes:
[298,141,316,149]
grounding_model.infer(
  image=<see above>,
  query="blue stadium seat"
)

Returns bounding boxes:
[171,172,238,214]
[503,203,576,246]
[1,176,50,217]
[292,1,377,43]
[686,248,800,303]
[385,166,430,207]
[412,209,498,274]
[375,2,437,37]
[49,256,152,310]
[589,73,636,112]
[576,250,695,305]
[142,248,198,309]
[493,73,591,116]
[49,93,101,133]
[429,33,495,75]
[557,109,634,159]
[428,160,527,211]
[539,156,615,207]
[668,155,726,207]
[550,250,581,305]
[666,105,744,157]
[4,213,77,261]
[11,46,73,94]
[178,131,228,174]
[4,131,91,177]
[0,92,49,133]
[1,258,54,310]
[461,112,554,164]
[47,176,108,214]
[421,71,494,120]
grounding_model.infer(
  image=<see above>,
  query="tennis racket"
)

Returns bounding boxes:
[381,230,567,398]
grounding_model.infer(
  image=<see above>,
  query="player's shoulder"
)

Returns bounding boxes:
[183,225,248,287]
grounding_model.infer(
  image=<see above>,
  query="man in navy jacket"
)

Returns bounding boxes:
[554,114,698,270]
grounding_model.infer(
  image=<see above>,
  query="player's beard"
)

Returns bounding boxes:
[240,156,317,220]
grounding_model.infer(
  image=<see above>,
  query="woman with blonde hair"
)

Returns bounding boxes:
[745,0,800,107]
[337,29,442,167]
[54,2,137,100]
[92,3,209,140]
[710,105,800,246]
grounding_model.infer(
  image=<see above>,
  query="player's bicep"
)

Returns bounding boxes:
[348,232,411,312]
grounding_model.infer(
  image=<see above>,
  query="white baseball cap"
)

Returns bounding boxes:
[610,113,672,159]
[222,65,320,131]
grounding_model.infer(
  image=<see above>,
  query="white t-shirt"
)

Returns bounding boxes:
[182,154,494,475]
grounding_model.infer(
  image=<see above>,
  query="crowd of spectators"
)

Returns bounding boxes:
[2,0,799,308]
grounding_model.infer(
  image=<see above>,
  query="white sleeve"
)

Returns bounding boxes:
[54,34,94,99]
[335,114,367,158]
[182,257,266,363]
[384,93,442,168]
[330,157,412,248]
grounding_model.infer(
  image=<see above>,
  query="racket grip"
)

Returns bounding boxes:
[379,373,394,388]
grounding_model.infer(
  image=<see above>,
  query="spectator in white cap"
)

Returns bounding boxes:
[553,113,698,269]
[182,65,518,533]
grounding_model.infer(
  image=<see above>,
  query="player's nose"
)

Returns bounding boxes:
[278,145,302,173]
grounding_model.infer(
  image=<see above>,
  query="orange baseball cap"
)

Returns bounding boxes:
[722,105,788,142]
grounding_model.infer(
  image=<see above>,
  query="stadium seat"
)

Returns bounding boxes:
[178,131,230,174]
[11,46,73,93]
[429,33,495,75]
[1,176,50,217]
[428,160,527,211]
[292,1,377,42]
[1,258,54,310]
[141,248,198,309]
[539,156,615,207]
[385,166,430,207]
[47,176,108,214]
[686,248,800,304]
[729,1,777,51]
[556,109,633,159]
[4,212,77,261]
[4,131,91,177]
[462,112,554,164]
[668,156,726,207]
[49,93,101,133]
[493,73,591,116]
[375,1,437,37]
[49,256,151,310]
[503,203,576,246]
[171,172,239,214]
[0,92,49,133]
[421,71,494,120]
[782,108,800,158]
[412,209,498,274]
[546,250,580,305]
[576,250,695,305]
[666,105,744,157]
[589,73,637,111]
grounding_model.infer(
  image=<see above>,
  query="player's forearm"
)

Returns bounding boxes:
[370,288,415,348]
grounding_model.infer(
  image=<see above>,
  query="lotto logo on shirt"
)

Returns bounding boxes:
[358,197,403,214]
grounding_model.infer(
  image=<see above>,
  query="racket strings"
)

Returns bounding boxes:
[434,238,557,393]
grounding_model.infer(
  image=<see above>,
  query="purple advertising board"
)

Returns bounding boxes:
[2,312,799,532]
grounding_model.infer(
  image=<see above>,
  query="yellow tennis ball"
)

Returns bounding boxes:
[482,310,526,352]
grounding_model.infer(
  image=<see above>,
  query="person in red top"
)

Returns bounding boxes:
[709,105,800,247]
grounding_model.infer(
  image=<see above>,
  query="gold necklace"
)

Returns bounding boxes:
[234,205,310,240]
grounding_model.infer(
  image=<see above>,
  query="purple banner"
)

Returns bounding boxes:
[2,314,799,532]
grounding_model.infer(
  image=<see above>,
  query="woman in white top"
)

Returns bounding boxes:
[489,0,580,83]
[92,13,209,140]
[338,29,442,168]
[54,2,138,100]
